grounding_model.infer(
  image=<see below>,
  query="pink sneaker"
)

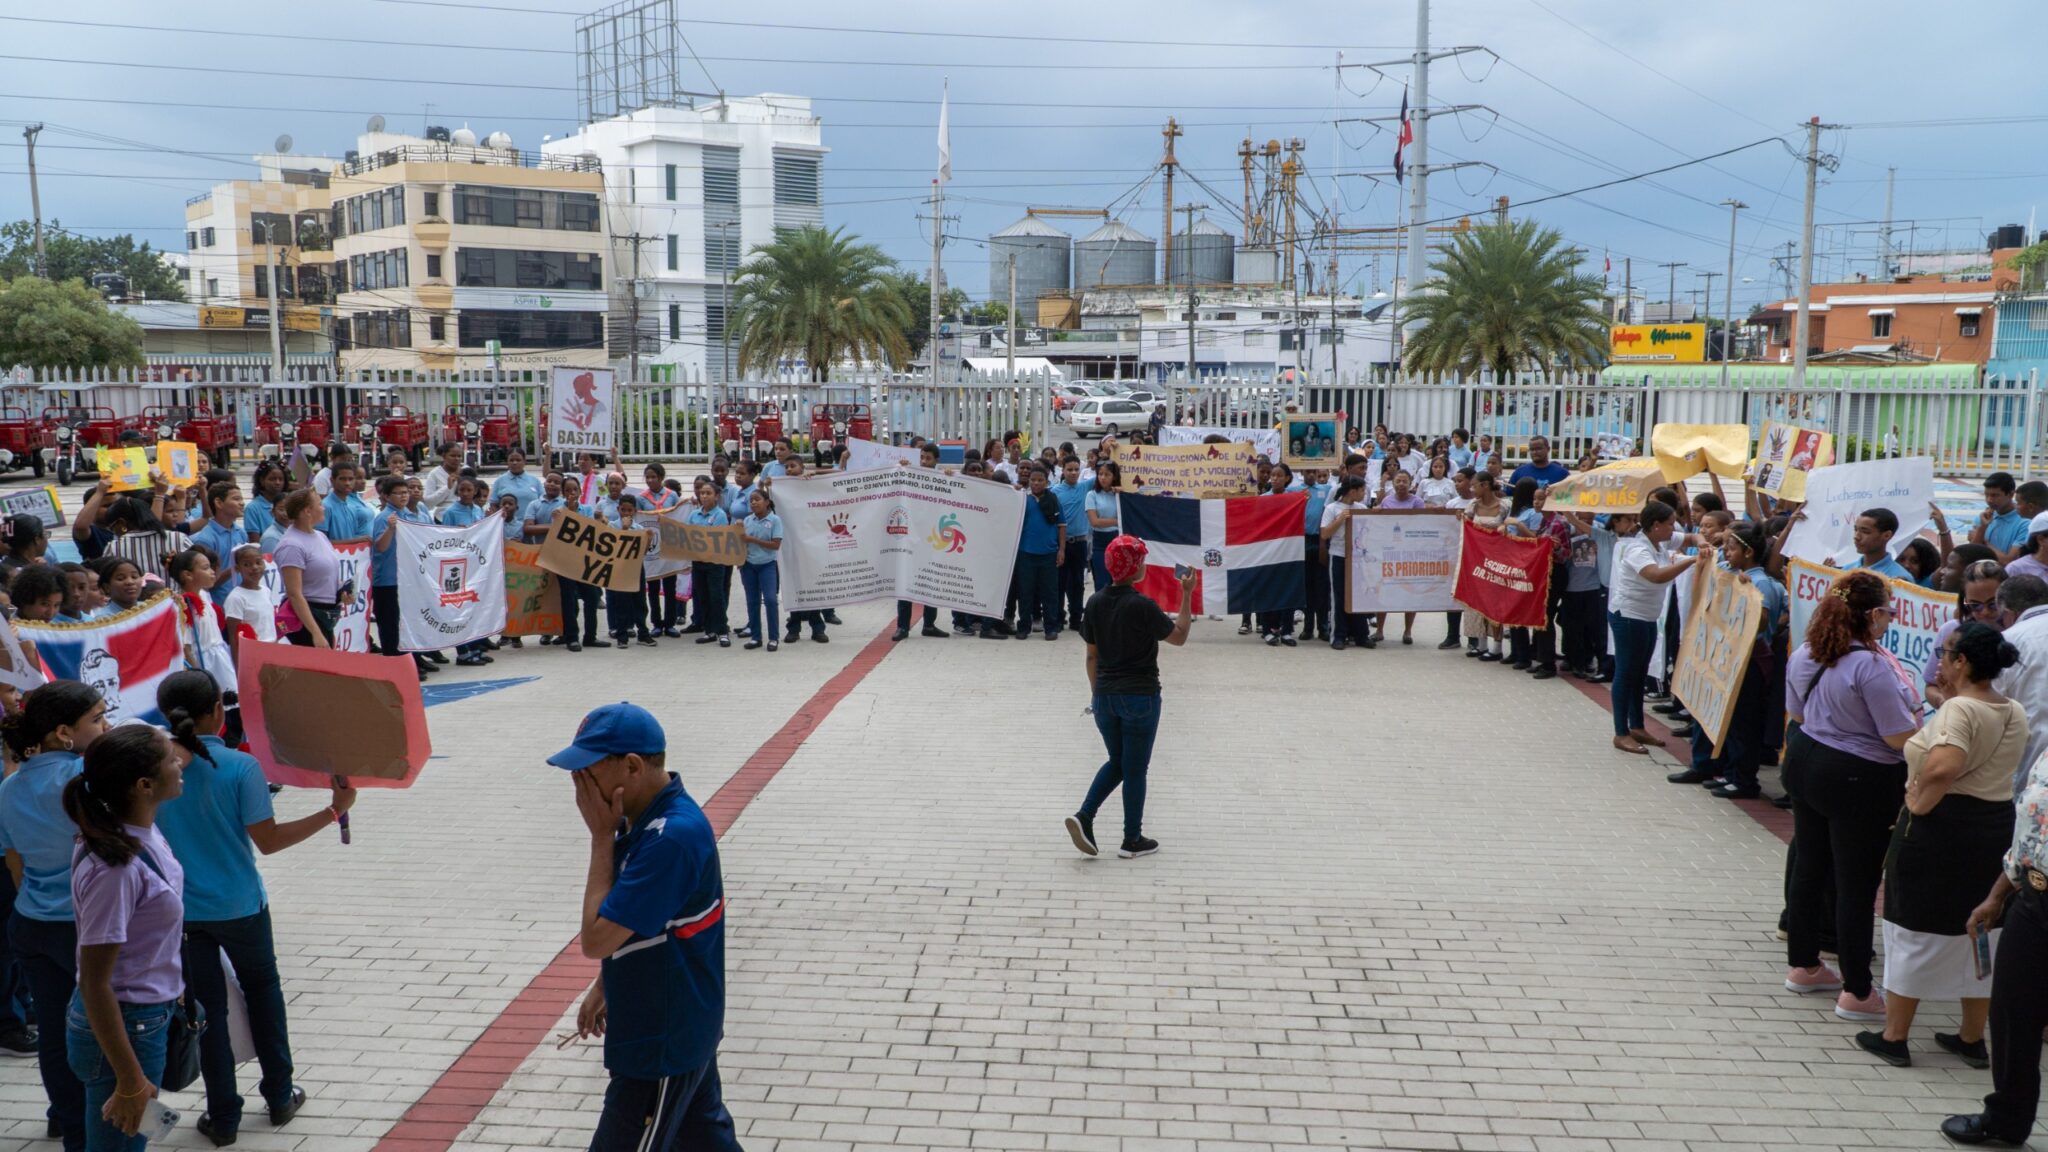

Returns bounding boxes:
[1785,965,1843,994]
[1835,989,1886,1022]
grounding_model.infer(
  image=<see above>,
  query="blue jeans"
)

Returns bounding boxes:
[182,908,293,1129]
[1079,693,1162,842]
[66,994,174,1152]
[11,913,83,1149]
[1090,530,1116,592]
[741,562,780,642]
[1609,613,1657,737]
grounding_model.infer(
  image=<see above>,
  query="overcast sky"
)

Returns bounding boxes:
[0,0,2034,314]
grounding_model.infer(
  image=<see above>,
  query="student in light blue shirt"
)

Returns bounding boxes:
[244,461,288,539]
[686,479,734,645]
[189,481,248,605]
[488,450,544,512]
[739,488,784,650]
[317,462,375,544]
[596,473,655,648]
[1049,458,1096,631]
[1448,428,1475,472]
[1846,506,1912,582]
[1085,460,1122,592]
[723,459,760,522]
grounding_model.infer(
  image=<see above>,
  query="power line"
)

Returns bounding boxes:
[1518,0,1777,134]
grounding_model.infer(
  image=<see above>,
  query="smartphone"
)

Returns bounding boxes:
[1173,564,1192,581]
[1974,928,1993,980]
[144,1100,180,1141]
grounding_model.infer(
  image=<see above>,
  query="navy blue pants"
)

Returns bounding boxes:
[1014,551,1058,635]
[1079,692,1162,842]
[588,1057,742,1152]
[1609,613,1657,737]
[183,907,296,1129]
[10,913,81,1150]
[558,578,601,645]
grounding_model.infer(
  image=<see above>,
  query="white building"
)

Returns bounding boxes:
[542,95,826,381]
[1082,287,1396,381]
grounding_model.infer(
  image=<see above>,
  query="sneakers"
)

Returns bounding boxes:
[1064,814,1098,857]
[1936,1032,1991,1069]
[1856,1030,1911,1067]
[1264,633,1280,647]
[1836,988,1887,1022]
[1785,964,1844,994]
[1117,836,1159,859]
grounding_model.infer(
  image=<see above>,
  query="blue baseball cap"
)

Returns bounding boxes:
[547,702,666,770]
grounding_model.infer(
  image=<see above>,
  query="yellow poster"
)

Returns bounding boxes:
[198,306,245,329]
[156,441,201,487]
[1672,560,1764,756]
[1750,421,1834,504]
[1543,458,1667,514]
[93,447,151,492]
[1651,423,1750,482]
[1610,323,1707,363]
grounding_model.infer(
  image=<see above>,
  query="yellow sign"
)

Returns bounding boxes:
[1651,423,1750,483]
[1673,560,1764,756]
[156,441,201,487]
[1543,458,1666,514]
[1751,421,1834,504]
[1611,323,1707,363]
[94,447,151,492]
[198,306,246,329]
[283,309,323,333]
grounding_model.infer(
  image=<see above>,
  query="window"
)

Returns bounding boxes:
[370,194,385,231]
[453,186,601,232]
[454,249,603,290]
[425,254,442,279]
[1871,312,1893,338]
[1960,311,1982,337]
[349,198,364,234]
[253,266,268,299]
[668,303,680,339]
[201,227,216,247]
[428,315,445,341]
[706,228,739,275]
[773,153,821,207]
[457,308,604,349]
[1243,329,1267,347]
[702,148,740,206]
[423,191,440,218]
[664,163,677,201]
[706,301,725,340]
[667,234,678,272]
[206,278,218,298]
[1214,312,1236,321]
[185,231,196,250]
[250,212,291,246]
[1261,311,1281,320]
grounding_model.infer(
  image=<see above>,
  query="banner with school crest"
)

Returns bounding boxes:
[395,515,508,651]
[17,594,183,726]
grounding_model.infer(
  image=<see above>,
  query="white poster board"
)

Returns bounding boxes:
[1781,456,1933,566]
[843,437,923,473]
[549,366,616,454]
[774,469,1027,617]
[1346,510,1461,613]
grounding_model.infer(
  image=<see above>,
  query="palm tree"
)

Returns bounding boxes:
[729,226,911,380]
[1400,219,1608,382]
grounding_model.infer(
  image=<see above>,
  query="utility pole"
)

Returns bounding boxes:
[1622,257,1631,324]
[929,180,942,382]
[22,124,45,278]
[1792,117,1839,390]
[614,232,655,383]
[1406,0,1430,330]
[1180,202,1207,387]
[1656,261,1685,321]
[1161,119,1182,290]
[718,219,737,404]
[255,219,285,380]
[1879,166,1896,279]
[1720,199,1746,388]
[1005,254,1017,381]
[1696,272,1718,354]
[1328,256,1340,386]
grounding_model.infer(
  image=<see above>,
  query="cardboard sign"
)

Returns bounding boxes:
[654,513,750,566]
[1452,521,1553,628]
[1650,423,1749,482]
[156,441,201,487]
[1106,441,1255,498]
[1543,458,1666,515]
[1786,556,1953,690]
[1781,456,1933,566]
[237,642,431,789]
[1345,509,1461,613]
[549,365,615,453]
[537,507,648,592]
[94,446,151,492]
[1279,413,1345,470]
[1672,561,1765,755]
[1751,421,1834,504]
[503,541,563,637]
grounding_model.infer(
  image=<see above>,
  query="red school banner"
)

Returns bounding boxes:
[1452,521,1553,629]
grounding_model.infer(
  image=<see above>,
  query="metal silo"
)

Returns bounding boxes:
[1170,218,1234,285]
[1074,219,1156,289]
[988,214,1071,309]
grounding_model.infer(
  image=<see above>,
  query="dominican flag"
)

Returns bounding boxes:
[18,594,182,728]
[1393,87,1413,185]
[1119,491,1307,615]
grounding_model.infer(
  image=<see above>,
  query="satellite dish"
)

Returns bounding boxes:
[366,114,387,134]
[274,134,293,153]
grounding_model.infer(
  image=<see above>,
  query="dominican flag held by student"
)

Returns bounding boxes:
[1393,86,1413,184]
[1118,491,1307,615]
[18,593,182,727]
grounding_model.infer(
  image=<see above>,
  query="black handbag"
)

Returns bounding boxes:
[133,848,207,1093]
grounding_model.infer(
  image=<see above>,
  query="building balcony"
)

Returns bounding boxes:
[414,220,452,249]
[415,283,454,311]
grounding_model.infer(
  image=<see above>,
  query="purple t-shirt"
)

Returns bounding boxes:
[1378,492,1426,509]
[271,526,340,601]
[1785,645,1920,765]
[72,825,185,1005]
[2007,554,2048,584]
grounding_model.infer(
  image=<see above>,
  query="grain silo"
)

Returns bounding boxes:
[1073,219,1157,289]
[988,215,1071,307]
[1170,218,1235,285]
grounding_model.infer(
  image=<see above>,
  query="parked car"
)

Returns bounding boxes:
[1066,397,1152,436]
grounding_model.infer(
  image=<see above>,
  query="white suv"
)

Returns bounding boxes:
[1067,397,1151,435]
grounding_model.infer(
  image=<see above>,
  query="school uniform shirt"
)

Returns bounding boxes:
[1418,477,1458,507]
[1448,445,1475,471]
[1301,482,1331,535]
[311,467,334,497]
[1851,552,1912,582]
[189,518,246,605]
[594,494,643,530]
[723,482,757,522]
[1509,460,1571,488]
[243,493,276,539]
[259,520,286,554]
[72,823,185,1005]
[1050,478,1095,545]
[1018,494,1063,556]
[524,495,567,539]
[759,459,787,478]
[597,774,726,1079]
[154,736,274,923]
[369,506,431,589]
[1319,499,1359,539]
[1744,565,1789,645]
[319,491,375,542]
[223,584,278,643]
[0,751,86,920]
[743,512,783,565]
[1609,535,1670,621]
[684,504,730,546]
[440,501,486,528]
[501,513,526,542]
[1983,507,2030,556]
[489,470,544,511]
[1085,487,1119,535]
[637,486,681,514]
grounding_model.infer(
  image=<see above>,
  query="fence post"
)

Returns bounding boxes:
[2026,370,2041,483]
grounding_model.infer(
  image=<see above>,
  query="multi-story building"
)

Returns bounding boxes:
[1752,251,2020,366]
[182,152,337,345]
[1082,286,1395,381]
[329,127,608,373]
[541,94,826,381]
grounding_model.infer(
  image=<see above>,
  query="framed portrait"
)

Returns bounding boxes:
[1280,413,1344,469]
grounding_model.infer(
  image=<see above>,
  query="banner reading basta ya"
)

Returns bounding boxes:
[395,514,508,651]
[775,468,1026,617]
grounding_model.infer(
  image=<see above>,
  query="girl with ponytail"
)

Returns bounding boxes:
[60,723,186,1145]
[152,670,347,1140]
[0,680,108,1146]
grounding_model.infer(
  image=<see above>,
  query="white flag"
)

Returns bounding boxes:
[936,80,952,185]
[396,514,508,651]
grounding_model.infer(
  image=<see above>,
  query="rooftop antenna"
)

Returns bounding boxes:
[273,134,292,154]
[366,114,387,134]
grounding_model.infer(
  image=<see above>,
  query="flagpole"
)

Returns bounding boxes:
[931,79,950,386]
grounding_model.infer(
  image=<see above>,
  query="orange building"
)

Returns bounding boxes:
[1753,250,2021,365]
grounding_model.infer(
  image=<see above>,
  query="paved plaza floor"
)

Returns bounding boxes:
[0,597,2035,1151]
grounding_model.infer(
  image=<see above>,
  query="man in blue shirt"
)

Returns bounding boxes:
[1508,435,1571,489]
[1049,457,1097,633]
[488,449,544,513]
[553,703,740,1152]
[189,481,247,606]
[1015,463,1068,639]
[1972,471,2031,563]
[1848,507,1912,581]
[318,462,375,544]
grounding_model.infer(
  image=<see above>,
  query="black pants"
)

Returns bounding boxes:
[607,588,650,640]
[183,907,294,1128]
[1783,727,1905,999]
[284,600,340,648]
[1983,884,2048,1137]
[786,610,827,638]
[1560,586,1606,671]
[1328,555,1369,643]
[1057,538,1088,629]
[1301,535,1330,638]
[692,563,732,636]
[587,1056,741,1152]
[896,600,936,631]
[372,584,404,656]
[9,913,81,1149]
[558,578,601,645]
[1014,551,1058,634]
[647,574,680,630]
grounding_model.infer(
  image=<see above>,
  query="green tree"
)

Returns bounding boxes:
[731,227,912,379]
[876,269,969,358]
[0,277,146,370]
[0,220,187,301]
[1400,219,1608,381]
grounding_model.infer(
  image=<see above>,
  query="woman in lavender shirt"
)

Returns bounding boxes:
[62,726,188,1148]
[1781,570,1922,1024]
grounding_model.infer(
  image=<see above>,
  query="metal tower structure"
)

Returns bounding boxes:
[576,0,690,125]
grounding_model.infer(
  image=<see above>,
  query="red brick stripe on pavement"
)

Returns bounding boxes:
[373,624,901,1152]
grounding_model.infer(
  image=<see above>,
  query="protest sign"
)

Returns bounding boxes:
[776,468,1026,617]
[1780,456,1933,566]
[1672,561,1765,755]
[0,614,45,693]
[94,446,151,491]
[237,642,430,790]
[1452,521,1553,628]
[1279,413,1344,469]
[549,365,615,453]
[1751,421,1833,503]
[396,514,508,651]
[538,508,648,592]
[1785,556,1953,689]
[642,509,749,580]
[503,541,562,637]
[260,540,370,652]
[0,486,62,531]
[1542,458,1666,515]
[1651,423,1750,482]
[156,440,201,487]
[1595,432,1634,461]
[1157,425,1284,462]
[1106,441,1255,497]
[844,437,922,472]
[19,593,181,726]
[1346,509,1461,613]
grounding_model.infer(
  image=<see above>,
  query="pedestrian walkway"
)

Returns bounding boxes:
[0,603,2029,1151]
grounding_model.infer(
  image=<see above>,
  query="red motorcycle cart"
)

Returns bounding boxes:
[254,404,332,464]
[440,403,514,469]
[715,401,784,461]
[0,407,50,477]
[144,404,237,459]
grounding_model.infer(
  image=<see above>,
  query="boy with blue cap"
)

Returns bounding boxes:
[551,702,742,1151]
